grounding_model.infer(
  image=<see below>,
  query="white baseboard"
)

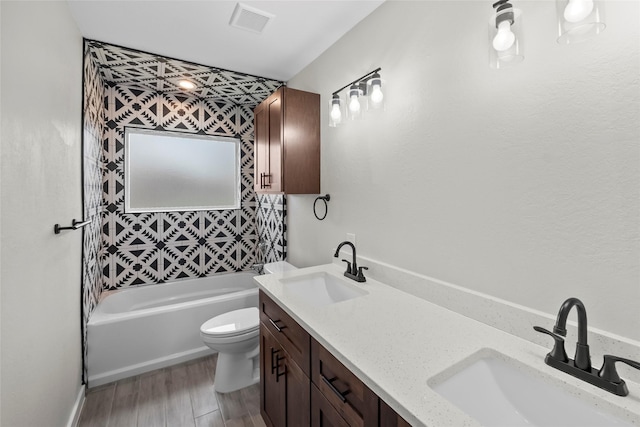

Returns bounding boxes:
[66,385,85,427]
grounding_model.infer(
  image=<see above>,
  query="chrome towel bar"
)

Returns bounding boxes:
[54,219,91,234]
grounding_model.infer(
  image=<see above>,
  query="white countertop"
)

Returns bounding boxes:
[254,263,640,427]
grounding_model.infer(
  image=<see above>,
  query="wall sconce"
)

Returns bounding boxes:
[329,68,384,127]
[556,0,605,44]
[489,0,524,69]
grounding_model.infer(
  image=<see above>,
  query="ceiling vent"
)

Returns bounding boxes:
[229,3,274,34]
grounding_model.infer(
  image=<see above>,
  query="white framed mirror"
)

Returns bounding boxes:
[124,128,241,213]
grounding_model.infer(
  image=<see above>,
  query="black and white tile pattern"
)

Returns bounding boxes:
[82,49,106,382]
[87,40,283,105]
[257,194,287,263]
[101,86,264,289]
[83,40,287,316]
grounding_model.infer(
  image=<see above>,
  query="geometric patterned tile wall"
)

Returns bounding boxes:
[82,50,106,382]
[87,39,283,106]
[101,85,264,289]
[257,194,287,263]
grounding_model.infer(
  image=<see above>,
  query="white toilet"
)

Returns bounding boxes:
[200,261,297,393]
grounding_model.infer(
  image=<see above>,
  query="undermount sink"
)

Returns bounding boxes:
[280,272,368,307]
[429,349,633,427]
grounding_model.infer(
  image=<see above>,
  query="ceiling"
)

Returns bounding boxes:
[69,1,385,82]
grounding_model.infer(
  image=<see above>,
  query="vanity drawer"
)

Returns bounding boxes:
[259,290,310,375]
[311,338,378,427]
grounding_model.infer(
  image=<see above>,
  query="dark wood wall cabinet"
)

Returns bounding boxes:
[253,87,320,194]
[259,291,410,427]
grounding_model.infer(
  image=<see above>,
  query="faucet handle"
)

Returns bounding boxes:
[341,259,353,275]
[599,355,640,384]
[533,326,568,362]
[357,266,368,281]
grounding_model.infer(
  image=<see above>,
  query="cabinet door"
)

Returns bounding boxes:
[260,324,310,427]
[261,326,285,427]
[254,103,269,192]
[284,343,310,426]
[311,384,350,427]
[253,90,282,194]
[266,94,282,192]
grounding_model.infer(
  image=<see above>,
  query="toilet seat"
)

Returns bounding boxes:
[200,307,259,339]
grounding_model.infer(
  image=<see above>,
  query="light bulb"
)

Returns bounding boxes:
[564,0,594,23]
[370,84,384,105]
[349,95,360,113]
[330,103,342,121]
[178,80,196,90]
[492,20,516,52]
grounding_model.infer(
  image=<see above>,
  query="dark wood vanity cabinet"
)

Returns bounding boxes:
[259,291,410,427]
[260,326,310,427]
[253,87,320,194]
[259,292,311,427]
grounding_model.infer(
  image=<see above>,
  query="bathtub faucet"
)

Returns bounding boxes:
[252,263,264,274]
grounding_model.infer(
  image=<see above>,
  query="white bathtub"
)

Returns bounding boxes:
[87,272,258,387]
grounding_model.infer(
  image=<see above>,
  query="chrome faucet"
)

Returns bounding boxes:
[534,297,640,396]
[333,241,367,282]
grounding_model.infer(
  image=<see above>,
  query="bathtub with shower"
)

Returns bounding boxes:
[86,271,257,387]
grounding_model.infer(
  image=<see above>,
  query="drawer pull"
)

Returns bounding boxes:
[321,374,349,403]
[269,318,287,333]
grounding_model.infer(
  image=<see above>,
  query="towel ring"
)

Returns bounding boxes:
[313,194,330,221]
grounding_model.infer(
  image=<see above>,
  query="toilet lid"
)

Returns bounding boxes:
[200,307,259,338]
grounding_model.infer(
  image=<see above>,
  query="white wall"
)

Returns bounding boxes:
[1,2,84,426]
[287,1,639,342]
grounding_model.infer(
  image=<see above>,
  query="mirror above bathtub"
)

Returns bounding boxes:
[124,128,240,213]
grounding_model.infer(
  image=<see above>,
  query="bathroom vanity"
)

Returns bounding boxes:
[255,263,640,427]
[259,291,409,427]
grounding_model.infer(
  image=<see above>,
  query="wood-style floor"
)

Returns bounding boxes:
[78,355,266,427]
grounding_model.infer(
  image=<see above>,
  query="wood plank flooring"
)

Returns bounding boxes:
[78,355,266,427]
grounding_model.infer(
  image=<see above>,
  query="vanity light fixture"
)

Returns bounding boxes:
[178,80,196,90]
[556,0,605,44]
[329,67,384,127]
[489,0,524,69]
